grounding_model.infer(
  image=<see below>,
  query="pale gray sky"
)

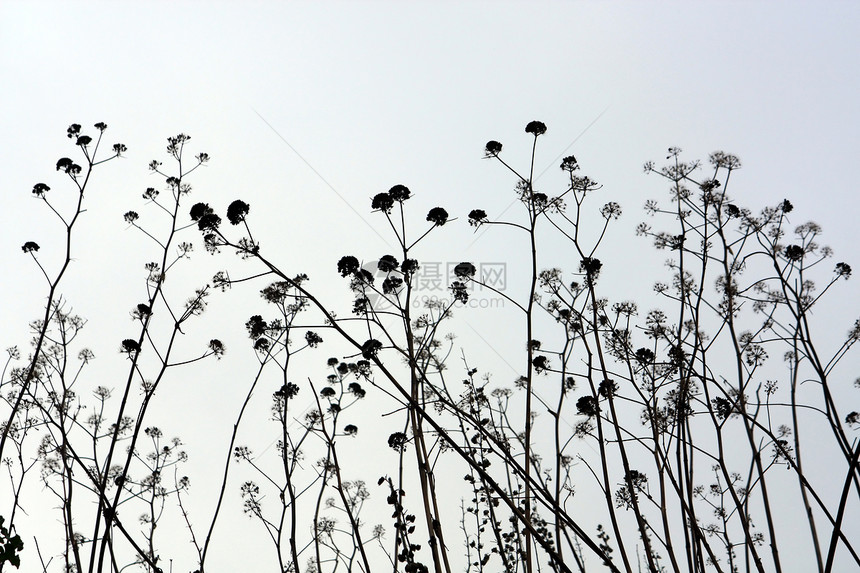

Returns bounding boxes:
[2,2,858,571]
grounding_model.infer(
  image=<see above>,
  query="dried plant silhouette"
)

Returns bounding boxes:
[1,122,857,573]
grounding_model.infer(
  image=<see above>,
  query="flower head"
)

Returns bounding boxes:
[468,209,488,226]
[32,183,50,197]
[699,179,721,193]
[305,331,323,348]
[197,213,221,232]
[426,207,449,226]
[245,315,268,339]
[337,256,360,277]
[348,382,366,398]
[400,258,419,276]
[635,348,655,364]
[370,193,394,213]
[275,383,299,399]
[382,276,403,294]
[600,202,622,220]
[120,339,141,354]
[532,355,549,373]
[378,255,399,273]
[484,140,503,157]
[453,262,476,278]
[208,339,225,358]
[371,192,394,214]
[784,245,804,262]
[598,379,618,398]
[188,203,216,229]
[709,151,741,170]
[226,200,250,225]
[450,281,468,303]
[352,296,370,315]
[525,121,547,136]
[576,395,599,417]
[56,157,82,175]
[388,184,411,202]
[189,202,210,221]
[580,257,602,279]
[388,431,408,452]
[189,203,221,232]
[361,339,382,359]
[560,156,579,172]
[320,387,336,398]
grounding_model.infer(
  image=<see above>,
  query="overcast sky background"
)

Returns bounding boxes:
[2,1,859,571]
